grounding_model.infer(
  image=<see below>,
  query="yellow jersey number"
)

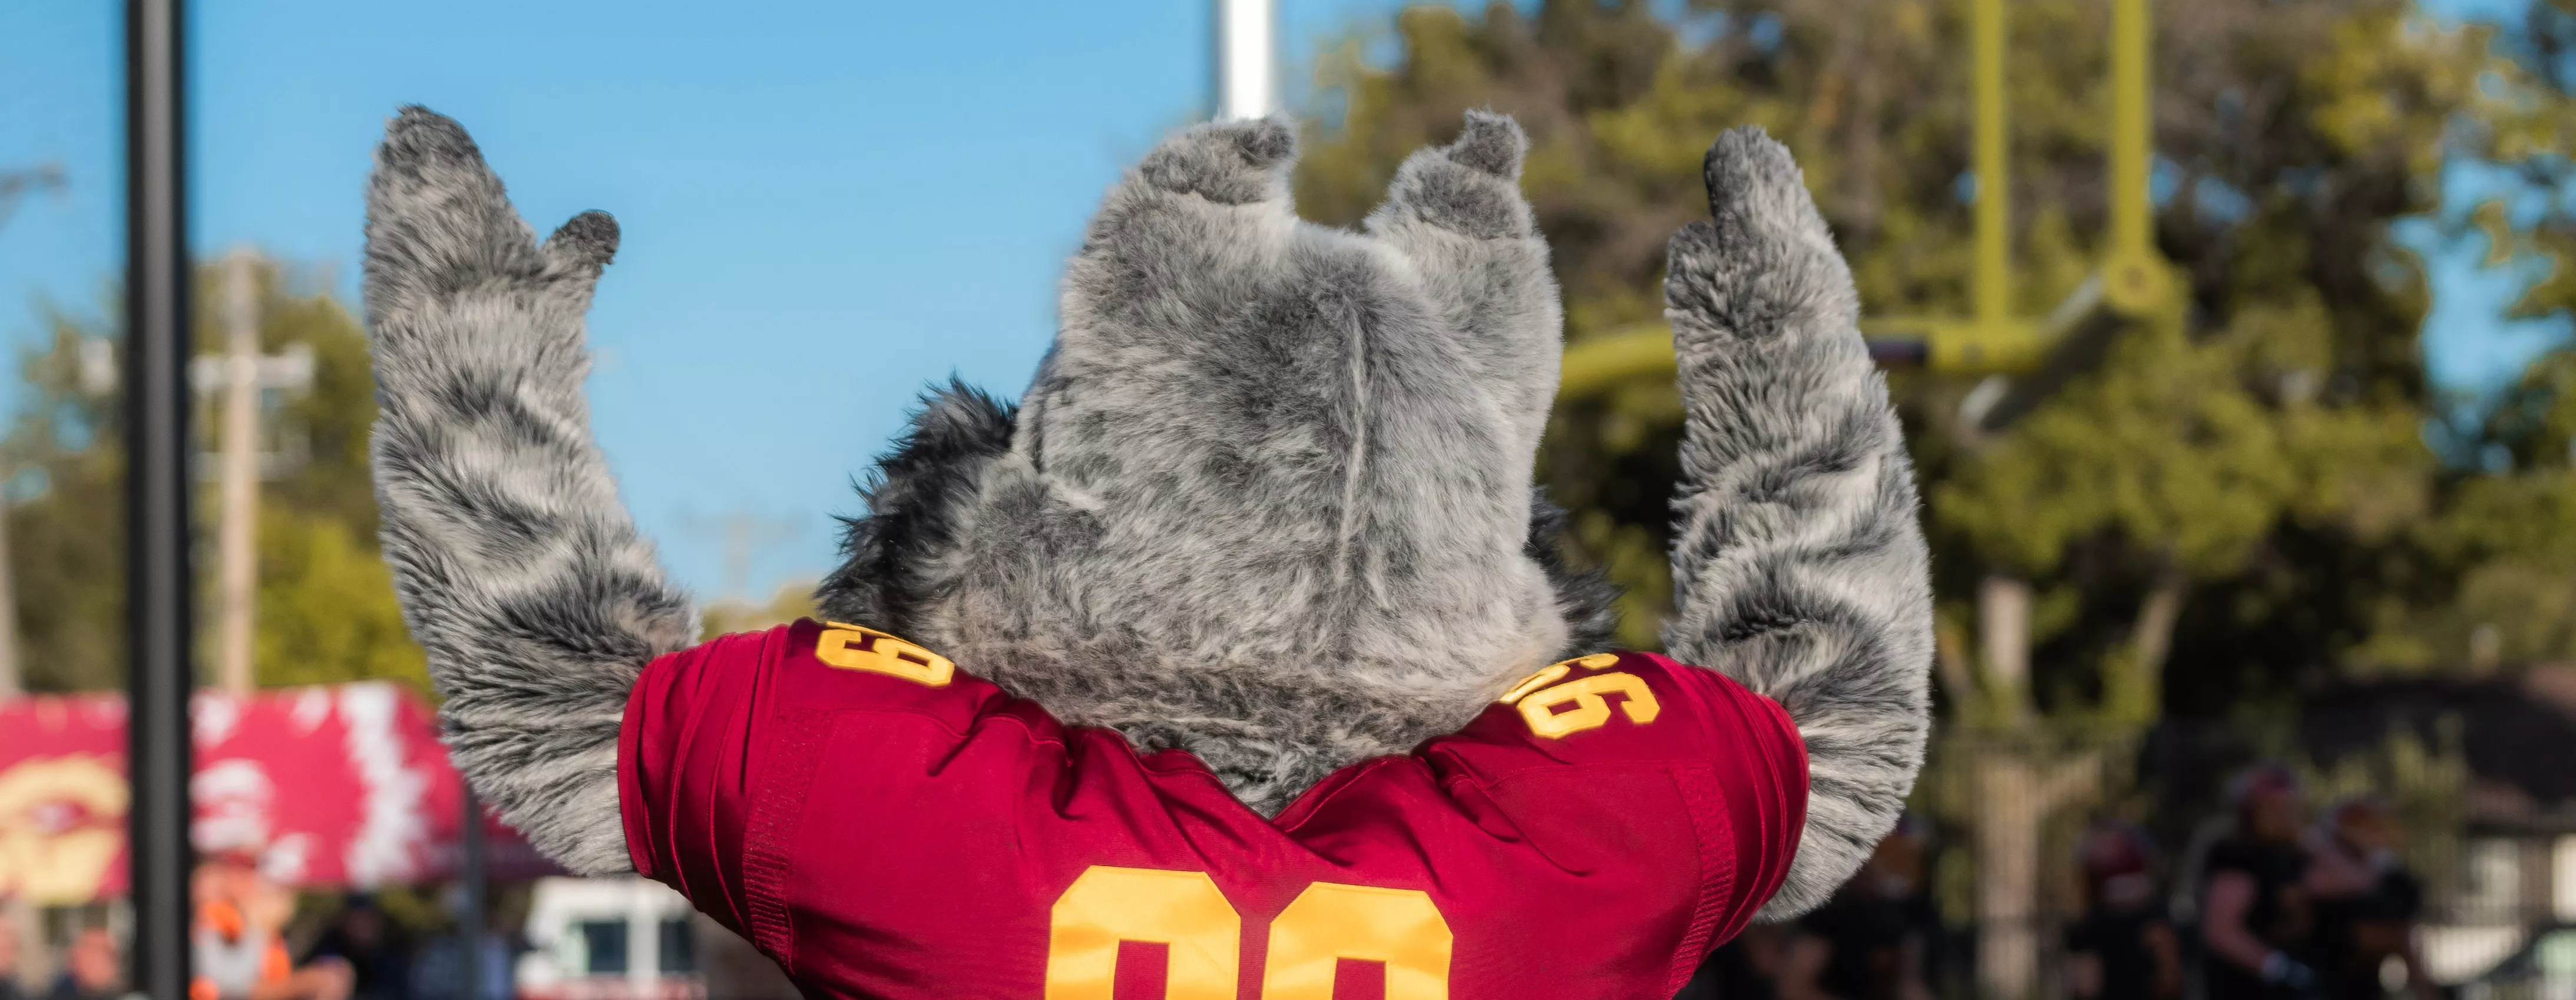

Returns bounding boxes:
[1496,653,1661,739]
[1045,866,1453,999]
[814,622,955,687]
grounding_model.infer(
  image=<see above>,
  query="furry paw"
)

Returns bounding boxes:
[1376,110,1532,239]
[366,107,543,299]
[543,210,620,280]
[1444,110,1526,179]
[1135,116,1297,205]
[1665,126,1852,346]
[365,107,618,311]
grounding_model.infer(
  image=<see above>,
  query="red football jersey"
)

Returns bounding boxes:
[618,618,1807,999]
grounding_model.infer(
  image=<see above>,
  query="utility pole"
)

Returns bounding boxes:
[1214,0,1274,121]
[216,252,262,695]
[684,512,799,603]
[65,250,309,703]
[34,268,309,704]
[126,1,196,998]
[1970,0,2011,332]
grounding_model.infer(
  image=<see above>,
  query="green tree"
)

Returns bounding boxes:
[1294,2,2575,992]
[1295,0,2573,726]
[4,319,125,691]
[700,579,821,640]
[2,259,425,693]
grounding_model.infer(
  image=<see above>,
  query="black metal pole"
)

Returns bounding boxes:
[124,1,193,999]
[458,791,485,1000]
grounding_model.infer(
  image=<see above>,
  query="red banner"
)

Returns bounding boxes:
[0,682,558,903]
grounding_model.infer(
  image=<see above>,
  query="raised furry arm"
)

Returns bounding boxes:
[1658,128,1935,919]
[365,107,696,875]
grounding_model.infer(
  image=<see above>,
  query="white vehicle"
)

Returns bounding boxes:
[515,877,702,1000]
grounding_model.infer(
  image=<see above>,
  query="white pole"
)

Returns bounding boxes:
[628,880,659,995]
[216,250,261,695]
[1216,0,1274,120]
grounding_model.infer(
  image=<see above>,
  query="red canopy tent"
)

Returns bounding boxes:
[0,682,558,903]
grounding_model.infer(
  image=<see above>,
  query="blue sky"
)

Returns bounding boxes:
[0,0,2567,603]
[0,0,1435,600]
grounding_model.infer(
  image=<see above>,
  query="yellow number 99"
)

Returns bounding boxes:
[1046,868,1239,1000]
[1044,867,1452,999]
[1263,882,1451,999]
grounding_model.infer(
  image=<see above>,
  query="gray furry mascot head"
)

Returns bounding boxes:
[362,107,1932,920]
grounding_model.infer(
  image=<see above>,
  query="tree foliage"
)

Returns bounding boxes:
[3,260,424,693]
[1293,0,2576,720]
[700,580,819,641]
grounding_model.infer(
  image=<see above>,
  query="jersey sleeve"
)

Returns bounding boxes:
[1671,657,1811,935]
[616,625,777,938]
[616,619,1020,945]
[1396,652,1810,955]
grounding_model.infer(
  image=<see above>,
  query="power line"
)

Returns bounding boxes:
[0,163,67,234]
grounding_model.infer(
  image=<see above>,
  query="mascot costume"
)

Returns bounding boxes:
[362,105,1933,998]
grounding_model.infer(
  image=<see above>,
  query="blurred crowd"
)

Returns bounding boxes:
[0,762,2441,1000]
[1,854,516,1000]
[0,916,121,1000]
[1681,764,2438,1000]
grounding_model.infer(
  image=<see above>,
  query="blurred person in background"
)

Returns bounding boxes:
[191,851,352,1000]
[405,883,511,1000]
[2066,820,2184,1000]
[2306,798,2434,1000]
[0,915,24,1000]
[1777,816,1937,1000]
[2201,764,2324,1000]
[306,895,411,1000]
[44,925,117,1000]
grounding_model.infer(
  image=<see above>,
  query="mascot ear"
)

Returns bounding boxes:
[815,381,1016,631]
[1364,110,1558,463]
[814,113,1593,813]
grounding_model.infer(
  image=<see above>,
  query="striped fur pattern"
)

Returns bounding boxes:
[364,107,696,876]
[1659,128,1936,920]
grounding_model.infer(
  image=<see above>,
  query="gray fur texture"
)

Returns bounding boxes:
[361,105,1932,925]
[1659,128,1936,920]
[364,107,697,876]
[817,112,1589,811]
